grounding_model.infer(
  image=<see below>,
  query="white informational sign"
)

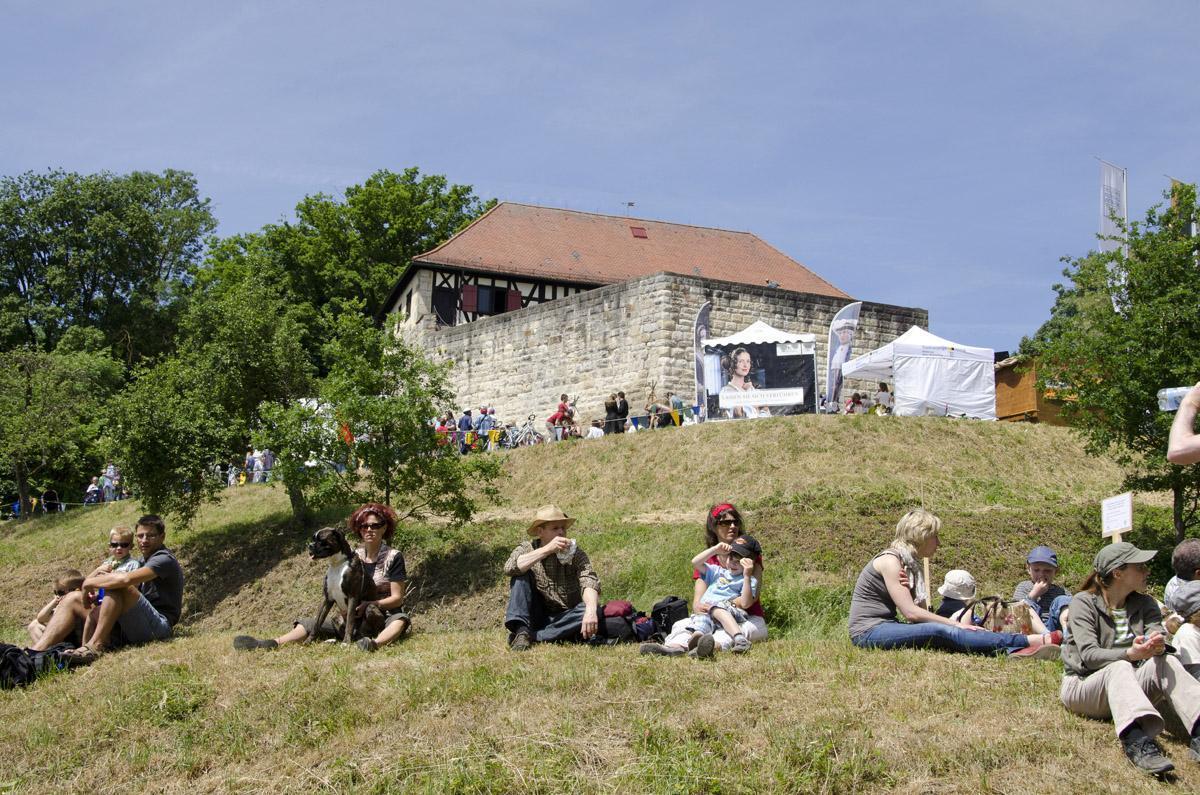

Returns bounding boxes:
[1101,492,1133,538]
[718,387,806,410]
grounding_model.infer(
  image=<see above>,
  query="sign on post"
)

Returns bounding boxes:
[1101,492,1133,542]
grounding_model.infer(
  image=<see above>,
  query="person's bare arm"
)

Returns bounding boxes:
[732,557,757,609]
[876,556,978,628]
[513,538,570,573]
[34,596,60,625]
[692,544,726,573]
[1168,382,1200,464]
[691,576,709,614]
[82,566,157,591]
[581,586,600,639]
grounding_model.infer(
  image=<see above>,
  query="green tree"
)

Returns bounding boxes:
[0,328,122,515]
[256,313,502,527]
[0,169,216,363]
[1033,183,1200,541]
[106,278,314,527]
[200,168,493,371]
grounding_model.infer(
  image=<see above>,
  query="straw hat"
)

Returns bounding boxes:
[527,504,576,535]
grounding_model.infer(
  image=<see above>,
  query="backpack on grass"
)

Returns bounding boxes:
[651,595,688,637]
[0,642,72,689]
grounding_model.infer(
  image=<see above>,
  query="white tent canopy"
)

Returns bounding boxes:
[705,320,815,350]
[841,326,996,419]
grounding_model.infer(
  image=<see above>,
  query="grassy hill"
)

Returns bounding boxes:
[0,415,1192,793]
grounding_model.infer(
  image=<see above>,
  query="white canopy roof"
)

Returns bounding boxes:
[705,320,816,347]
[841,326,992,380]
[841,326,996,420]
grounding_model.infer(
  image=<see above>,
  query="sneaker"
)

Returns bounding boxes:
[1010,644,1060,660]
[639,642,684,656]
[1122,733,1174,776]
[509,630,533,652]
[687,633,715,659]
[731,633,751,654]
[232,635,278,651]
[355,637,378,653]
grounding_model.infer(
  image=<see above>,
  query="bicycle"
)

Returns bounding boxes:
[505,414,545,448]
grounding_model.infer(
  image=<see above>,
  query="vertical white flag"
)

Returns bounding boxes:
[1099,160,1127,254]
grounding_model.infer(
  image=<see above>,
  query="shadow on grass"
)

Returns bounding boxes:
[174,504,348,625]
[406,540,511,611]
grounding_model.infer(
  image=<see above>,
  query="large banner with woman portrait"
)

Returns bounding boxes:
[700,321,817,419]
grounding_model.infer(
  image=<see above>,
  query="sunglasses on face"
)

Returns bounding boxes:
[360,522,385,530]
[109,541,131,548]
[717,518,740,526]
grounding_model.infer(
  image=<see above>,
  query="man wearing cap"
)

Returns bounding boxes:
[503,505,601,651]
[1013,545,1070,633]
[1061,542,1200,776]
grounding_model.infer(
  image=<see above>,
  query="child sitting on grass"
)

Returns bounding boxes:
[1166,580,1200,680]
[934,569,979,625]
[1013,545,1069,634]
[682,535,762,656]
[27,568,84,645]
[100,525,141,574]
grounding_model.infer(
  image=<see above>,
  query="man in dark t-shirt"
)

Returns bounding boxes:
[33,514,184,664]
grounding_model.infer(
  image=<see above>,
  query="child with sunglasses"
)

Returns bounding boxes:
[27,568,85,644]
[100,526,141,575]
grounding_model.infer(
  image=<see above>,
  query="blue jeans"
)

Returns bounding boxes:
[504,573,589,644]
[1045,595,1072,635]
[852,620,1028,655]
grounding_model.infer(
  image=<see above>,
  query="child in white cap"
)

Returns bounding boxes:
[1166,580,1200,680]
[935,569,979,625]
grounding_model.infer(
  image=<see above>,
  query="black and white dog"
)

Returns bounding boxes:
[307,526,377,644]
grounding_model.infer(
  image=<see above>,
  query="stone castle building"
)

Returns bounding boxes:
[385,202,927,424]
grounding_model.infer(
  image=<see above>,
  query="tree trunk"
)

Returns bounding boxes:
[286,481,312,529]
[1174,482,1186,544]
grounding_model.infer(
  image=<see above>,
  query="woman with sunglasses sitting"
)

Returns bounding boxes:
[233,503,411,653]
[643,503,768,656]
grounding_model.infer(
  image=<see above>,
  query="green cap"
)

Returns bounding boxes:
[1093,542,1156,577]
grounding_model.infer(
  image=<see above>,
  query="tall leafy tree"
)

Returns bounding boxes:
[0,328,122,514]
[1032,183,1200,541]
[256,313,502,527]
[0,169,216,363]
[106,278,314,527]
[200,168,493,369]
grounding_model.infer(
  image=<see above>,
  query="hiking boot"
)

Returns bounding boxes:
[355,637,378,653]
[509,629,533,652]
[232,635,278,651]
[639,642,684,656]
[1122,732,1174,776]
[687,633,715,659]
[731,633,751,654]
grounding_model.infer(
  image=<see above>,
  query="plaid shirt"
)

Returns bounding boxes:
[504,539,601,614]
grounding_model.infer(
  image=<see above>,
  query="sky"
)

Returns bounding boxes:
[3,1,1198,353]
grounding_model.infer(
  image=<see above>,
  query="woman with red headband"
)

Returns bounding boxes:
[642,502,767,656]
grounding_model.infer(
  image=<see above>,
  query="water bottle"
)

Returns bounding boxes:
[1158,387,1191,412]
[95,587,105,605]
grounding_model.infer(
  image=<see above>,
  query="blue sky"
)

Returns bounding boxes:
[3,2,1198,352]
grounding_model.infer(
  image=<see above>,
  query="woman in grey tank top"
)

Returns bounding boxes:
[848,509,1057,657]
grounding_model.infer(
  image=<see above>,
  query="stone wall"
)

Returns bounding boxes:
[399,272,927,425]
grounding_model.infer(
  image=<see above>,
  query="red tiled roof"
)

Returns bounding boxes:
[412,202,850,298]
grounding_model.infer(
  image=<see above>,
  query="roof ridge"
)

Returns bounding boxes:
[497,201,758,237]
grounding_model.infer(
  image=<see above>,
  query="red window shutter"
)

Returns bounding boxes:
[461,284,477,313]
[506,289,522,311]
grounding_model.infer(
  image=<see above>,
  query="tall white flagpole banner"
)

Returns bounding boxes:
[824,301,862,412]
[1099,159,1127,254]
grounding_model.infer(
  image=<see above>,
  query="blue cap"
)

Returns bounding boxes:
[1027,545,1059,567]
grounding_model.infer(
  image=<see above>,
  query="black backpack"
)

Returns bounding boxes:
[0,643,72,689]
[651,595,689,637]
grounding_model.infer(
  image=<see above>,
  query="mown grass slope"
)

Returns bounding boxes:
[0,415,1193,793]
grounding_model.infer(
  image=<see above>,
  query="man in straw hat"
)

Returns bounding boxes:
[503,505,601,651]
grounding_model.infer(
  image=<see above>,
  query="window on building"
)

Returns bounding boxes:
[432,286,457,327]
[405,290,412,317]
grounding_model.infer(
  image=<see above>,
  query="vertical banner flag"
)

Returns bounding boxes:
[693,301,712,421]
[825,301,862,412]
[1098,159,1127,254]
